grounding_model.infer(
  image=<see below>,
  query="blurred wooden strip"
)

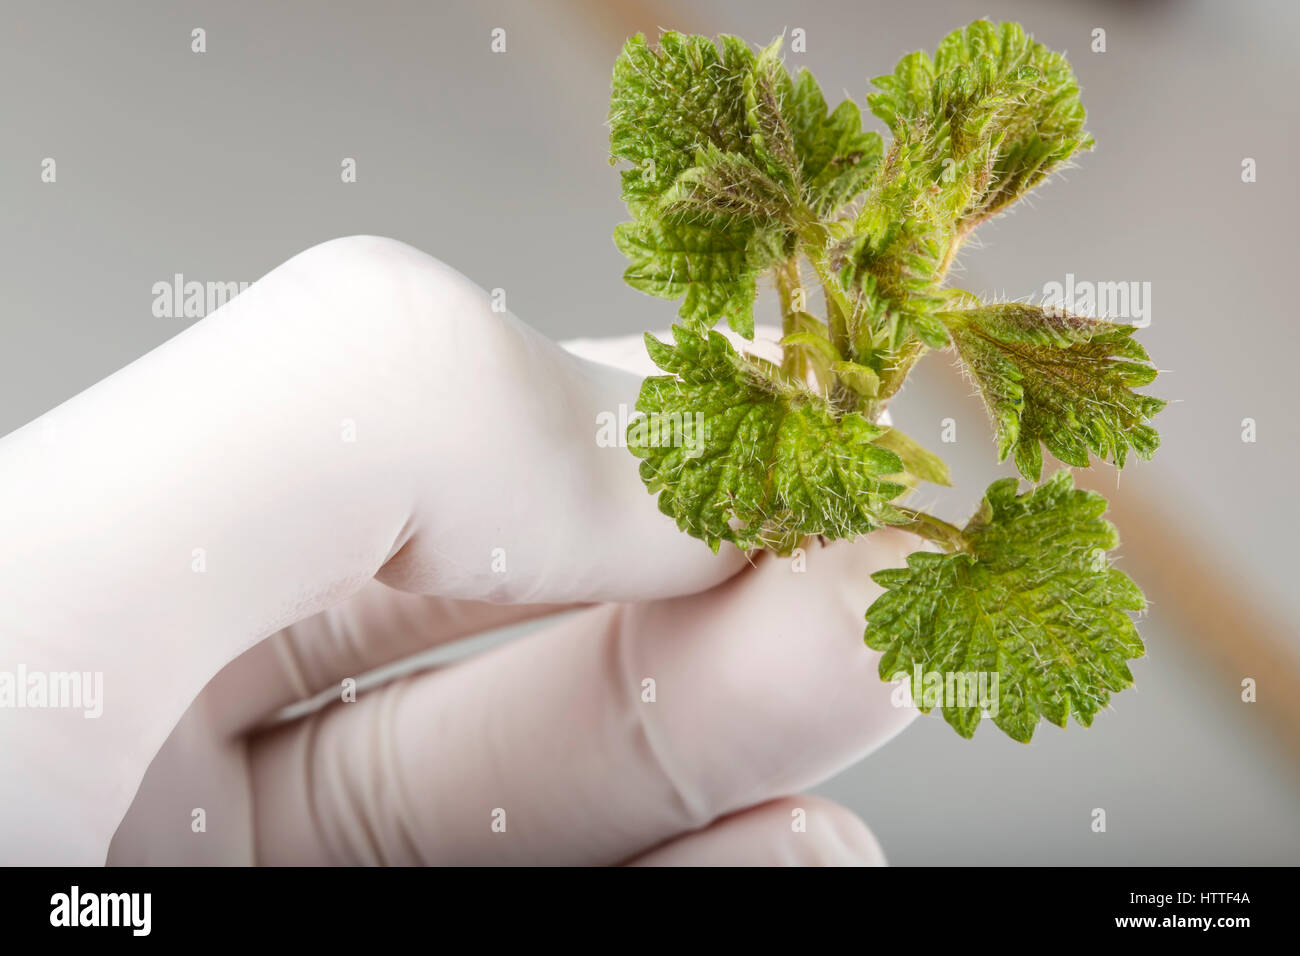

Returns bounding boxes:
[573,0,717,42]
[1071,467,1300,764]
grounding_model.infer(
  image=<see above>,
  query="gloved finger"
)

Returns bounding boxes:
[208,325,789,733]
[624,795,887,866]
[0,235,747,862]
[207,580,575,735]
[246,529,920,864]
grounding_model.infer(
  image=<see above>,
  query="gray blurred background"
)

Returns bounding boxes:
[2,0,1296,863]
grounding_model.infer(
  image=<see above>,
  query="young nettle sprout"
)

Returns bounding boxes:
[607,20,1166,743]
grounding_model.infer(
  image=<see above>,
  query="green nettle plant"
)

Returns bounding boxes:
[607,20,1166,742]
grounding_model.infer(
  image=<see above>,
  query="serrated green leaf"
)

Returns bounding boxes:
[609,34,796,339]
[614,219,759,337]
[611,32,888,340]
[631,326,908,551]
[835,20,1093,356]
[657,143,799,231]
[865,471,1146,742]
[609,33,756,214]
[943,303,1165,479]
[742,37,885,217]
[784,67,883,216]
[867,19,1093,229]
[745,38,800,186]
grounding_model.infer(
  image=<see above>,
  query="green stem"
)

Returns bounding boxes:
[892,507,970,554]
[936,214,991,282]
[808,251,853,357]
[774,259,806,379]
[791,215,854,356]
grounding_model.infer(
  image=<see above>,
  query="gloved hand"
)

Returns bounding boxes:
[0,236,918,866]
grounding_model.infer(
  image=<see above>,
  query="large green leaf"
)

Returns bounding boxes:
[944,304,1165,480]
[631,326,908,551]
[865,471,1146,742]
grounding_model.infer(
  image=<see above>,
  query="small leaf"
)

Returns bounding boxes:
[785,66,883,215]
[943,303,1165,479]
[781,330,844,366]
[615,219,759,338]
[836,19,1093,354]
[745,38,800,186]
[609,33,756,214]
[867,19,1093,229]
[830,360,881,398]
[871,427,952,485]
[658,144,799,230]
[865,471,1146,742]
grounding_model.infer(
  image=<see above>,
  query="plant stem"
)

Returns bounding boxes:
[936,221,975,278]
[892,507,970,553]
[774,259,806,379]
[809,252,853,357]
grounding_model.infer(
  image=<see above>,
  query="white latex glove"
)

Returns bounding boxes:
[0,236,918,866]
